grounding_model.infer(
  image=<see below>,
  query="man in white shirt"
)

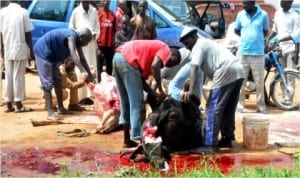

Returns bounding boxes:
[268,0,299,69]
[0,9,3,106]
[0,0,34,113]
[277,28,300,67]
[69,1,100,103]
[267,0,300,105]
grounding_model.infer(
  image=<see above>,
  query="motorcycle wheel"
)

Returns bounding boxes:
[270,70,300,111]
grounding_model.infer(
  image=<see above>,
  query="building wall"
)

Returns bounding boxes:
[196,1,276,32]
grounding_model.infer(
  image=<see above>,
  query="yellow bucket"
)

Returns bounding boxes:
[242,114,270,150]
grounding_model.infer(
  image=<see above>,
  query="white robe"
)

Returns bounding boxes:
[69,3,100,100]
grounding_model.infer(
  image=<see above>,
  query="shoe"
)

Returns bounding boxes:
[79,98,94,105]
[68,104,85,111]
[218,138,234,148]
[257,109,268,114]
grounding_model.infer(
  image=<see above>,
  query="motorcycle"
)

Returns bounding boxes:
[202,42,300,111]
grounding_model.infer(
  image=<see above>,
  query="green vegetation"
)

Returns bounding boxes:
[181,150,300,178]
[59,150,300,178]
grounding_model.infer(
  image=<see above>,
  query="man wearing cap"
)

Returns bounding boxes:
[113,40,180,147]
[180,27,244,147]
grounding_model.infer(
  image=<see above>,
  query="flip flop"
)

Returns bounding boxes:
[15,106,33,113]
[56,129,90,137]
[4,107,15,113]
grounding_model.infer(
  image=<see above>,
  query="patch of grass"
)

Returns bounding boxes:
[181,149,300,178]
[60,150,300,177]
[59,164,87,178]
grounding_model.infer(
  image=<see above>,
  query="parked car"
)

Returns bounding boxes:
[27,0,222,47]
[292,1,300,14]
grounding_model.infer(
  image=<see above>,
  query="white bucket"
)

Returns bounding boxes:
[242,114,270,150]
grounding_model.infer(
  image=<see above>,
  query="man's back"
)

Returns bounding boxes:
[34,29,77,63]
[190,38,243,88]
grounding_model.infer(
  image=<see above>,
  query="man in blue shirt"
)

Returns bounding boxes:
[234,0,269,113]
[34,28,95,120]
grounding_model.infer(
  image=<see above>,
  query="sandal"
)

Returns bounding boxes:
[57,109,73,115]
[15,106,33,113]
[4,107,15,113]
[56,129,90,137]
[68,104,85,112]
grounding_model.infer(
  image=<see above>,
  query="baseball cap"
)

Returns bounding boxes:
[179,26,198,42]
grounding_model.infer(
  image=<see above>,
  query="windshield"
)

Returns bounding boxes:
[153,0,201,25]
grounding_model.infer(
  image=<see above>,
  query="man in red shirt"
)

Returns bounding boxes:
[113,40,180,147]
[97,0,116,81]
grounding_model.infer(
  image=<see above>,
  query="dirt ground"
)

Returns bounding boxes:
[0,72,299,177]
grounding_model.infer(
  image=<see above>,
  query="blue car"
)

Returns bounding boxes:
[27,0,220,47]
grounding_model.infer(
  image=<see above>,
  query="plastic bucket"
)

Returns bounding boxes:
[242,114,270,150]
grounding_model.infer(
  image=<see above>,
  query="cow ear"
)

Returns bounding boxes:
[149,113,160,126]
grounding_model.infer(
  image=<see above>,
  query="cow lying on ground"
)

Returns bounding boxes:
[126,96,204,170]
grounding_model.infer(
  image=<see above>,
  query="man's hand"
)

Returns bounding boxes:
[80,72,88,80]
[87,82,95,91]
[85,74,95,83]
[155,91,166,103]
[181,91,192,103]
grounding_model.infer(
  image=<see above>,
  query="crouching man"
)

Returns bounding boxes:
[59,58,92,111]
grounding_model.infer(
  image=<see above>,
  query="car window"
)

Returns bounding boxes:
[199,3,221,24]
[153,0,200,24]
[30,0,70,21]
[153,12,168,28]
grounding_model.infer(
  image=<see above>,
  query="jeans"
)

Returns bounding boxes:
[168,62,203,101]
[113,53,144,140]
